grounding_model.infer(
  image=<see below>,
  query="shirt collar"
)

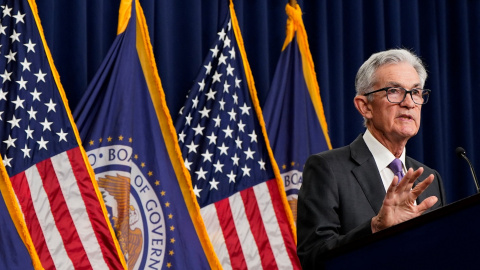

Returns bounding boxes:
[363,129,406,172]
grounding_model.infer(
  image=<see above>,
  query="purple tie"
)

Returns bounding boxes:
[388,158,404,182]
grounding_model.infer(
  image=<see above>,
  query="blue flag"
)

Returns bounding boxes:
[74,1,220,269]
[0,192,33,269]
[263,3,332,219]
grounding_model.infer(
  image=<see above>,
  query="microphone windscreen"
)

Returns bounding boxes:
[456,146,466,157]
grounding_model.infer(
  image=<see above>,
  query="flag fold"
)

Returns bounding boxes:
[74,0,220,269]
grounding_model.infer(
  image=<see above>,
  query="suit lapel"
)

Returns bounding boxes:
[350,135,386,214]
[349,136,434,213]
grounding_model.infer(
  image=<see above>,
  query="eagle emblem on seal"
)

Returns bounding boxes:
[98,174,143,270]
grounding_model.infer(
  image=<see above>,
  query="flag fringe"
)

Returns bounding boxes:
[29,0,128,268]
[134,1,222,268]
[229,0,298,243]
[117,0,132,35]
[285,3,332,150]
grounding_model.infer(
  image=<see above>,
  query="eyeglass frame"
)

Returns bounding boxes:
[363,87,431,105]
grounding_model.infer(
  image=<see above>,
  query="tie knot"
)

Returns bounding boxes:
[388,158,403,175]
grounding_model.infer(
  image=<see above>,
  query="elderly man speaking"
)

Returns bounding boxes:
[297,49,446,269]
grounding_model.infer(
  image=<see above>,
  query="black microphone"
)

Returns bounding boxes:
[456,147,480,193]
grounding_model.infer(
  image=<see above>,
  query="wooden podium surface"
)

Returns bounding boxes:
[323,193,480,269]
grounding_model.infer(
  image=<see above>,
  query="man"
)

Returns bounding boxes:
[296,49,446,268]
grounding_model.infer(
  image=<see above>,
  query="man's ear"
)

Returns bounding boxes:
[354,95,373,119]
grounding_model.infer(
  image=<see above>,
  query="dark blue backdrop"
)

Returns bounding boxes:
[36,0,480,204]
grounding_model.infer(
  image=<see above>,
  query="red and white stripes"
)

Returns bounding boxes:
[10,147,123,270]
[200,179,300,270]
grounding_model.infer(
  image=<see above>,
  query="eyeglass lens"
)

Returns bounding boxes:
[387,88,428,104]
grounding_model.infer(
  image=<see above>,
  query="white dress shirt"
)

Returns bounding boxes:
[363,129,406,192]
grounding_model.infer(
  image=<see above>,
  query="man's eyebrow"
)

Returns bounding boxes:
[385,81,402,87]
[386,81,422,88]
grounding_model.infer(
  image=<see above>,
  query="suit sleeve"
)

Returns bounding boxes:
[297,154,373,269]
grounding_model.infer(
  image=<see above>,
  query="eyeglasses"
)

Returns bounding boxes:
[364,87,430,105]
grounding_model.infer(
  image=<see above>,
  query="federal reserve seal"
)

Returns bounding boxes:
[87,144,167,269]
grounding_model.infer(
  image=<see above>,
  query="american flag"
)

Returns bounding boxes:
[0,1,125,269]
[175,2,300,269]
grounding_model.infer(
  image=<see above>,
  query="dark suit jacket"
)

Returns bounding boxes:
[297,134,446,269]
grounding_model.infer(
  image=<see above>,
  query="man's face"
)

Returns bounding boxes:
[366,62,422,142]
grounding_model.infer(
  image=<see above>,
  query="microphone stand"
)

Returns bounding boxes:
[456,147,480,193]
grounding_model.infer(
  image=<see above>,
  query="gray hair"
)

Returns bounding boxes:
[355,48,427,97]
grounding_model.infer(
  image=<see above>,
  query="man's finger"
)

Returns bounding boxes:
[410,174,435,197]
[416,196,438,213]
[385,175,400,198]
[397,167,422,192]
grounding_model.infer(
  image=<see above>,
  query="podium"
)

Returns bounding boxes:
[323,193,480,269]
